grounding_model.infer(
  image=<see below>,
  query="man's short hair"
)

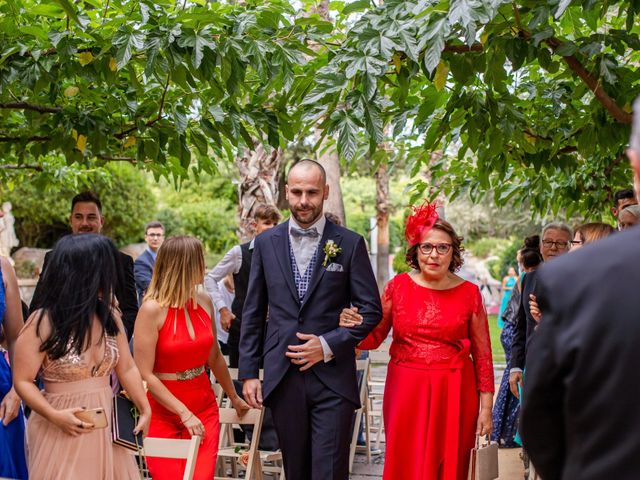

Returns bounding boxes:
[541,222,572,239]
[253,204,281,223]
[145,221,165,234]
[288,159,327,184]
[71,191,102,213]
[614,189,635,207]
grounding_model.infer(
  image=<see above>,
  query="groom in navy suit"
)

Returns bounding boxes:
[239,159,382,480]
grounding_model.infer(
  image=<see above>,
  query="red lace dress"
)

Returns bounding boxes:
[360,273,494,480]
[146,304,219,480]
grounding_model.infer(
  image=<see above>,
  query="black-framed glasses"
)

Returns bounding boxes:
[570,240,582,248]
[417,242,452,255]
[542,240,570,250]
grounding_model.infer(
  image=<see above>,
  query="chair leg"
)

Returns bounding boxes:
[364,404,371,463]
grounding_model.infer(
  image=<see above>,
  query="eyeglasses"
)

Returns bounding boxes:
[417,242,452,255]
[146,233,164,238]
[542,240,570,250]
[570,240,582,248]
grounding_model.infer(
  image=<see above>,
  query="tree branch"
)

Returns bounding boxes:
[545,37,632,124]
[442,43,483,53]
[0,164,44,171]
[114,75,171,139]
[96,154,136,162]
[0,102,61,114]
[0,135,51,143]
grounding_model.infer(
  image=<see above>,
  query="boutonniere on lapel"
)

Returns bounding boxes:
[322,239,342,267]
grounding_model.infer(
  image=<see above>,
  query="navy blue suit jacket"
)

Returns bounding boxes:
[238,220,382,406]
[134,249,155,305]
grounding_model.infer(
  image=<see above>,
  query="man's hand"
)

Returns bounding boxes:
[529,294,541,323]
[509,371,523,399]
[242,379,263,408]
[219,307,236,332]
[286,332,324,371]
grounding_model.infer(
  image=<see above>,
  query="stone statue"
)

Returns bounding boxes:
[0,202,19,260]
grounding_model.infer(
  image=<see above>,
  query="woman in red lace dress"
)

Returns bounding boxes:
[341,205,494,480]
[134,236,249,480]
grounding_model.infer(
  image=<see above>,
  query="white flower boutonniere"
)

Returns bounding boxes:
[323,240,342,267]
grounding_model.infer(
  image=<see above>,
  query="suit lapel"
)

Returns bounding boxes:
[271,222,300,303]
[301,221,343,309]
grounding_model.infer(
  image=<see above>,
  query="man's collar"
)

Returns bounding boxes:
[289,214,326,236]
[146,246,157,259]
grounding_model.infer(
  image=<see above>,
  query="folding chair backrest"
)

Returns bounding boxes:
[217,408,265,480]
[356,358,371,403]
[143,435,201,480]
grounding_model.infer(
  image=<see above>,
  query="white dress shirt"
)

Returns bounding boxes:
[204,240,254,312]
[288,215,334,362]
[214,279,233,344]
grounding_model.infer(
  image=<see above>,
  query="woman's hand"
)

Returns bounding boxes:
[476,407,493,437]
[51,408,95,436]
[339,307,363,328]
[0,387,21,426]
[230,394,251,418]
[181,410,205,437]
[133,408,151,437]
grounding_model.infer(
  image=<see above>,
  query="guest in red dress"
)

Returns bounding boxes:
[134,236,249,480]
[341,205,494,480]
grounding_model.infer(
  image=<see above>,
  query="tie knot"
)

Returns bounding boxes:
[291,227,320,239]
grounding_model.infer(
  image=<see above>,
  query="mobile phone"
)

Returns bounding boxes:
[74,407,108,429]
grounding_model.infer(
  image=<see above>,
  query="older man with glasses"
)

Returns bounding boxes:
[508,222,572,399]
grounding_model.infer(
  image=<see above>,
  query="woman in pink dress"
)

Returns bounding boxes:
[341,204,494,480]
[13,234,151,480]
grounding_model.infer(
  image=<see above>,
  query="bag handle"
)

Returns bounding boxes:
[475,434,490,449]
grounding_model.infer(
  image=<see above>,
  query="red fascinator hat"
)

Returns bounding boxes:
[405,201,439,246]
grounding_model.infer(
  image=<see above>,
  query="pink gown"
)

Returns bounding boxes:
[359,273,494,480]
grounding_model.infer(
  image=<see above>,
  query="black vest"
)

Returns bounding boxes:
[231,242,252,320]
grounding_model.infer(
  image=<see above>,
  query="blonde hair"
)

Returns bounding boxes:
[575,222,615,245]
[144,236,205,308]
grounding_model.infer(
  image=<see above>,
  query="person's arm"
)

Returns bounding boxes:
[317,237,383,359]
[13,312,93,436]
[239,239,269,408]
[133,256,153,296]
[521,282,566,479]
[0,257,24,426]
[509,272,530,397]
[113,314,151,436]
[118,253,139,340]
[349,279,394,351]
[199,294,249,416]
[133,300,204,436]
[469,288,494,436]
[204,246,241,332]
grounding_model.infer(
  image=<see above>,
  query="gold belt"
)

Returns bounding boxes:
[155,365,205,381]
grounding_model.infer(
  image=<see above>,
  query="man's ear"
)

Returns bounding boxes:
[612,207,618,217]
[285,184,289,200]
[323,184,330,200]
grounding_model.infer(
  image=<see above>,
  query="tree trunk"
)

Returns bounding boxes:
[235,141,282,241]
[312,0,346,225]
[375,162,390,292]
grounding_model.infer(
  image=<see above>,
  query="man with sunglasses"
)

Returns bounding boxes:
[508,223,572,399]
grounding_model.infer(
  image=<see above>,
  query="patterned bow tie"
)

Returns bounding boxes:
[290,227,320,239]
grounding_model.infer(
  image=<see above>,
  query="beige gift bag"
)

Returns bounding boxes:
[468,435,499,480]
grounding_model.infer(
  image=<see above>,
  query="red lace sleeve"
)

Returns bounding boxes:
[358,278,394,350]
[469,287,494,392]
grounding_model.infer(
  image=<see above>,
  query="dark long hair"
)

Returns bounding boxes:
[36,234,120,359]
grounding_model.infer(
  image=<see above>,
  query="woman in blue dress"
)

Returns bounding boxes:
[0,255,28,479]
[492,244,541,448]
[497,267,518,328]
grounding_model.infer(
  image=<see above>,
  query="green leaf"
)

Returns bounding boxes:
[52,0,80,27]
[332,110,359,160]
[343,0,371,15]
[113,28,145,70]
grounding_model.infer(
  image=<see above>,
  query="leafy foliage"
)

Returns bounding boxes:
[308,0,640,216]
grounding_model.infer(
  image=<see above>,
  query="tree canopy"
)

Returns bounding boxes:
[1,0,639,216]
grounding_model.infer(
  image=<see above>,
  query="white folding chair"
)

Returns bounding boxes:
[349,358,372,471]
[216,408,265,480]
[143,435,202,480]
